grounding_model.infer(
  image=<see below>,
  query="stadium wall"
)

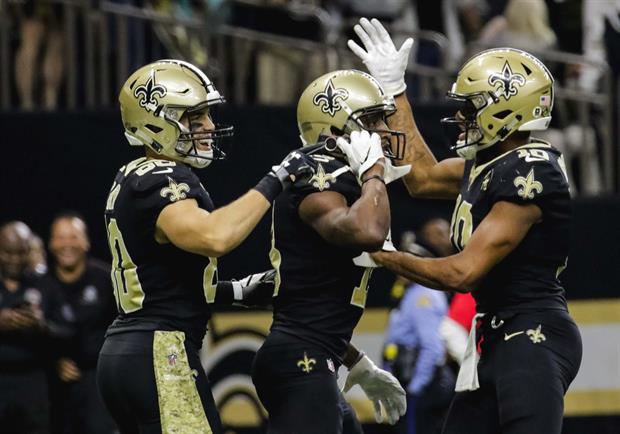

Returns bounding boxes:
[1,107,618,433]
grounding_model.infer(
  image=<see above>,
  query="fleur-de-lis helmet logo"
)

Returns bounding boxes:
[134,71,167,112]
[488,61,526,100]
[313,79,349,117]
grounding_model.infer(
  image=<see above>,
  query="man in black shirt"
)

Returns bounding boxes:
[0,221,71,434]
[351,18,582,434]
[39,213,117,434]
[252,70,407,434]
[96,59,314,434]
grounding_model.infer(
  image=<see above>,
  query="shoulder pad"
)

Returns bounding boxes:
[124,160,205,218]
[489,144,569,205]
[127,160,197,195]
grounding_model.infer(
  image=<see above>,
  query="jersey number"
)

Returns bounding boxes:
[203,258,218,303]
[350,268,373,308]
[517,149,550,162]
[450,195,473,251]
[106,218,145,313]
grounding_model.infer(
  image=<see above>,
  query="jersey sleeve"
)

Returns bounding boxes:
[487,150,569,211]
[130,163,206,225]
[290,156,360,208]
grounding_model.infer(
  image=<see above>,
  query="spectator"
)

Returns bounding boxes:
[39,213,117,434]
[13,1,64,110]
[382,219,456,434]
[27,232,48,276]
[439,292,476,365]
[477,0,556,53]
[0,221,71,434]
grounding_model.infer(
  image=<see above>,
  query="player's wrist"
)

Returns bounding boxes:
[382,79,406,97]
[347,351,367,371]
[253,173,283,203]
[361,175,385,185]
[362,160,386,178]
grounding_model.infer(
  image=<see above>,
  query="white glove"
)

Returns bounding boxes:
[348,18,414,96]
[231,270,276,307]
[336,130,384,180]
[383,160,411,184]
[352,229,396,267]
[343,354,407,425]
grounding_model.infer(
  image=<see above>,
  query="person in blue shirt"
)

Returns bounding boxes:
[383,220,456,434]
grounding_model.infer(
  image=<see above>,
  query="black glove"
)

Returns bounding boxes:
[254,149,316,202]
[232,269,277,308]
[271,150,316,189]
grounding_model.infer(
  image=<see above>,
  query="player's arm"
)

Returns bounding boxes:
[348,18,464,199]
[390,94,464,199]
[298,165,390,252]
[156,191,270,258]
[372,200,541,292]
[156,149,315,257]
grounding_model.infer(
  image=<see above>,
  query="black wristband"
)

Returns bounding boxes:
[350,351,366,369]
[253,173,283,202]
[361,174,385,184]
[212,281,233,305]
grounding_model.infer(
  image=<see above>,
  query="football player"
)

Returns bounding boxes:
[350,18,582,434]
[96,59,315,434]
[251,69,407,434]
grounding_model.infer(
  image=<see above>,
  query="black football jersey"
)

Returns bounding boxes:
[450,141,571,313]
[104,158,217,347]
[38,259,117,367]
[0,274,73,367]
[269,153,375,362]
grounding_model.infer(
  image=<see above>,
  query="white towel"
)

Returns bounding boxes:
[455,313,485,392]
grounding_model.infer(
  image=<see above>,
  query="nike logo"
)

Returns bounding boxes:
[153,168,173,174]
[504,331,525,341]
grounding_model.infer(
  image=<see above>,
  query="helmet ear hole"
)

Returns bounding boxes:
[493,110,513,120]
[145,124,163,133]
[330,126,345,136]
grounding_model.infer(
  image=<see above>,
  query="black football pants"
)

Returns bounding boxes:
[442,309,582,434]
[97,330,222,434]
[252,330,363,434]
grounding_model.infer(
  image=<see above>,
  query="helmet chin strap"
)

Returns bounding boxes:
[455,134,500,160]
[186,155,212,168]
[176,140,214,168]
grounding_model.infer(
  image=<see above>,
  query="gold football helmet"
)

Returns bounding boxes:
[442,48,554,159]
[296,69,404,159]
[119,59,233,168]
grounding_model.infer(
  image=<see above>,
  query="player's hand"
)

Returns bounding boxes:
[336,131,384,180]
[269,149,316,190]
[343,354,406,425]
[232,269,277,308]
[369,250,389,266]
[348,18,413,96]
[383,160,411,184]
[57,358,82,382]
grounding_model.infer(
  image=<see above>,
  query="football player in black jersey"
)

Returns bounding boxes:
[251,69,407,434]
[96,59,315,434]
[349,18,582,434]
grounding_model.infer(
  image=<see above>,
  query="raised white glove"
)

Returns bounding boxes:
[383,160,411,184]
[336,130,384,180]
[348,18,414,96]
[343,354,407,425]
